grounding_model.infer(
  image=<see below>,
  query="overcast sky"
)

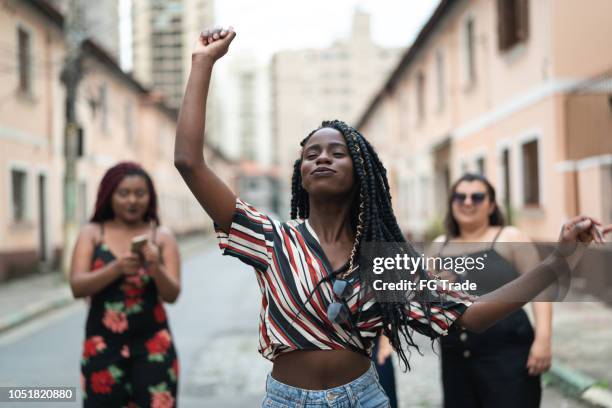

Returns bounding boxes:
[120,1,440,69]
[216,0,440,61]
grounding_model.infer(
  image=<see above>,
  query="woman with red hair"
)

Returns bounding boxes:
[70,162,181,408]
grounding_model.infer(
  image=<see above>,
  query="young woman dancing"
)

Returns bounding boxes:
[174,27,610,407]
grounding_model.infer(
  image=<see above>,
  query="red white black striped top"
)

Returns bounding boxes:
[215,198,473,362]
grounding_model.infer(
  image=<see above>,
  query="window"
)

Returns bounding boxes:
[416,71,425,122]
[77,126,84,157]
[476,157,485,176]
[78,181,88,224]
[99,83,109,133]
[18,27,32,94]
[11,168,28,222]
[435,50,445,111]
[501,148,513,222]
[125,100,134,145]
[497,0,529,51]
[521,140,540,205]
[464,17,477,84]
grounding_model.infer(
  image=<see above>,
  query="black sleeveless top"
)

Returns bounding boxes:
[439,227,534,355]
[85,223,171,342]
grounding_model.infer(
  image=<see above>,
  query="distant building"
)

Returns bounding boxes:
[131,0,215,109]
[271,10,403,217]
[216,54,277,213]
[48,0,121,61]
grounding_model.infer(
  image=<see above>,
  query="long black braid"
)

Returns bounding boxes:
[291,120,437,371]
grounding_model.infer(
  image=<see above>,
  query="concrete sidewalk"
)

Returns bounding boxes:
[0,238,611,407]
[544,301,612,407]
[0,233,214,334]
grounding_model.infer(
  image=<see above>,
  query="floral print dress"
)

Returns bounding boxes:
[81,225,178,408]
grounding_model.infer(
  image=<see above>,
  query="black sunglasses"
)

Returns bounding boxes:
[327,278,354,324]
[452,192,487,204]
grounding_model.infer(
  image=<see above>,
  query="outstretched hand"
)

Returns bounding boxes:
[192,26,236,63]
[556,215,612,269]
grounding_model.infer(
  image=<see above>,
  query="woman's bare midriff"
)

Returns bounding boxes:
[271,349,371,390]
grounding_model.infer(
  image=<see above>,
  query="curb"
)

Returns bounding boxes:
[546,360,612,407]
[0,233,216,336]
[0,289,74,334]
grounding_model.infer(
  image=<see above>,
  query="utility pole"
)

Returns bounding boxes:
[60,0,85,277]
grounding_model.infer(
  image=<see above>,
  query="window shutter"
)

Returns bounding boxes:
[497,0,508,50]
[516,0,529,42]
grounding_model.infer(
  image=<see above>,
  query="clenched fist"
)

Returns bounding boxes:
[192,26,236,63]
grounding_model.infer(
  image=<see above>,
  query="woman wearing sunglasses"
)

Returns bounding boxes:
[175,27,611,407]
[434,173,552,407]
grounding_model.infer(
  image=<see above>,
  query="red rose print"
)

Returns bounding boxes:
[154,304,167,323]
[146,330,171,355]
[91,370,115,394]
[102,310,128,333]
[83,336,107,358]
[121,345,130,358]
[124,274,143,287]
[151,390,175,408]
[92,258,105,270]
[125,297,141,309]
[124,286,145,297]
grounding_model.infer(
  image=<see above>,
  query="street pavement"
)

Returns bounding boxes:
[0,239,601,407]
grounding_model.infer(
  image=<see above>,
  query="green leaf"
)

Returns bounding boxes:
[148,353,164,363]
[104,301,125,312]
[147,382,168,393]
[108,365,124,380]
[168,369,176,383]
[126,303,143,315]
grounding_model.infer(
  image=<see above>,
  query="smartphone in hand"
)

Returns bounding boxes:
[131,235,148,253]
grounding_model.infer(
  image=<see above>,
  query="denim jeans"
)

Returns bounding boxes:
[262,363,390,408]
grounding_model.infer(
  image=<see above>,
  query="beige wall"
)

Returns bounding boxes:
[0,1,234,279]
[552,0,612,79]
[359,0,612,241]
[0,1,65,259]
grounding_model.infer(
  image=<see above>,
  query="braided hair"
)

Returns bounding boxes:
[291,120,435,370]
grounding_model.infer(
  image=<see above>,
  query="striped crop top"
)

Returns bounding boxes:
[215,198,473,362]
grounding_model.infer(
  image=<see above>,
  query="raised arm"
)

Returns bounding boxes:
[458,216,612,333]
[174,27,237,233]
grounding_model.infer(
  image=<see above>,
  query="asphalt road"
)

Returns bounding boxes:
[0,244,587,407]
